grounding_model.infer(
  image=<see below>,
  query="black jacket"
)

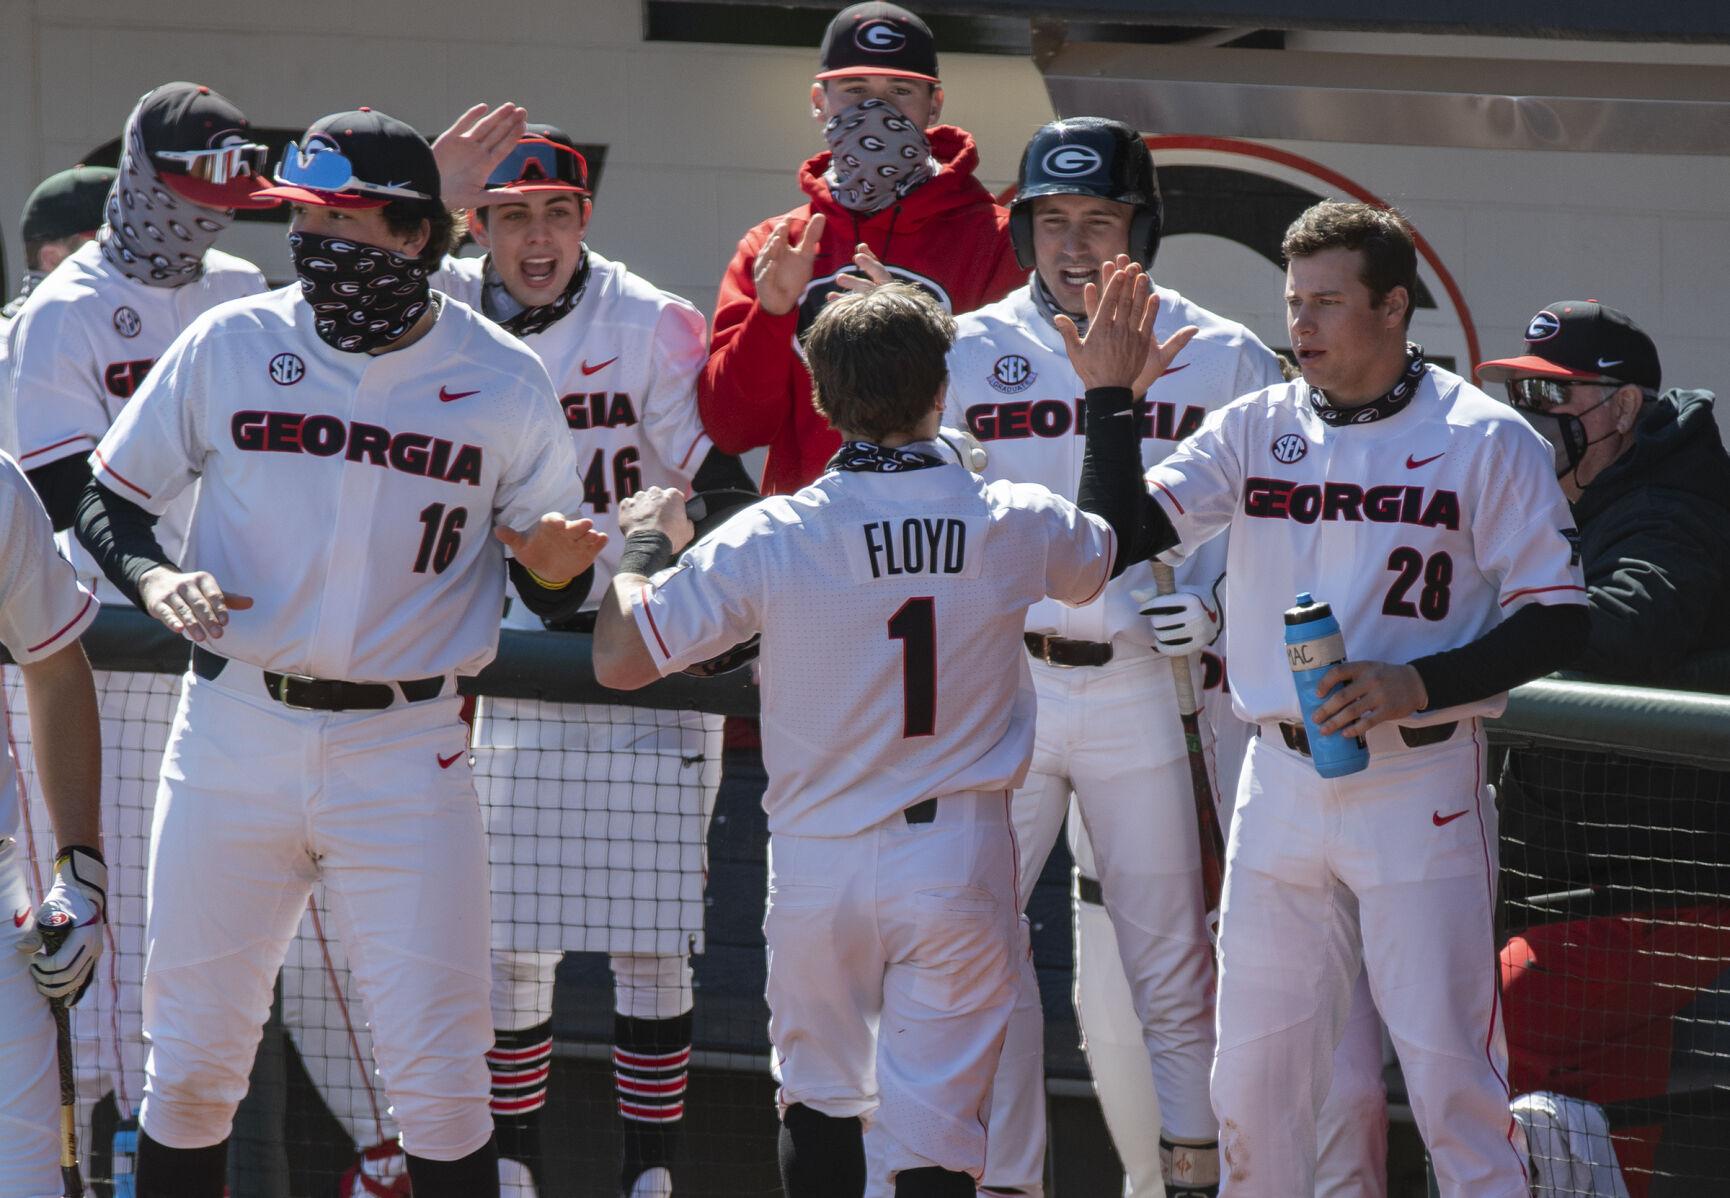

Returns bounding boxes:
[1571,388,1730,682]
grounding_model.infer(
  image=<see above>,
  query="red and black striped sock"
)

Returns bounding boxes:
[489,1020,552,1184]
[614,1011,692,1190]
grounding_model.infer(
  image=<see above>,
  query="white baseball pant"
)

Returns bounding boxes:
[1212,725,1525,1197]
[766,790,1020,1182]
[138,666,494,1161]
[0,835,60,1198]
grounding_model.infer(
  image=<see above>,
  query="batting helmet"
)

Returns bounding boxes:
[1009,118,1162,271]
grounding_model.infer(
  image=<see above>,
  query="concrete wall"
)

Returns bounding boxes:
[3,1,1725,402]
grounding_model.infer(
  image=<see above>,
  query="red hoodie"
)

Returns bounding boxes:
[699,125,1025,495]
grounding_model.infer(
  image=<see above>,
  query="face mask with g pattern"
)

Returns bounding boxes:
[823,98,936,214]
[289,231,432,353]
[98,95,232,287]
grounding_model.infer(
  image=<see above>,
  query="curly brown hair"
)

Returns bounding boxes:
[801,283,955,443]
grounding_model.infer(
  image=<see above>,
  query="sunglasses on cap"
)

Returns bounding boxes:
[487,138,588,192]
[1505,376,1625,412]
[156,142,270,185]
[276,138,433,202]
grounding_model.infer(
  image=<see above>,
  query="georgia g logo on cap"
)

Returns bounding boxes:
[1042,145,1103,177]
[1525,309,1562,343]
[856,18,907,52]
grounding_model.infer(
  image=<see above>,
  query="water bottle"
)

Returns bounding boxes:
[1284,593,1369,778]
[112,1117,138,1196]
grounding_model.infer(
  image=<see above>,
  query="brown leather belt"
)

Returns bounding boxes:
[1274,720,1457,756]
[192,645,445,711]
[1024,633,1113,668]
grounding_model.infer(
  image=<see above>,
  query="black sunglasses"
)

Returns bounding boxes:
[1505,377,1621,412]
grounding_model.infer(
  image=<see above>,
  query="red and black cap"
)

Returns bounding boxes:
[1478,300,1661,391]
[476,124,590,204]
[253,108,441,213]
[816,3,939,84]
[138,82,274,209]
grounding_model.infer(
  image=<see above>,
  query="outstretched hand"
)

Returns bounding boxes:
[495,514,607,585]
[1056,257,1197,394]
[755,213,826,316]
[433,102,529,211]
[829,243,894,300]
[138,567,253,643]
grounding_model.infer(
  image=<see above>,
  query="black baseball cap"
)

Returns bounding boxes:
[20,166,117,242]
[254,108,441,214]
[1478,300,1661,391]
[136,82,275,209]
[816,3,939,84]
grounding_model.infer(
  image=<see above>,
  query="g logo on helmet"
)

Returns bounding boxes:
[1526,310,1562,342]
[1042,146,1103,178]
[855,19,907,52]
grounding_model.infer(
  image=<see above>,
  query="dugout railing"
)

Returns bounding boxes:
[6,609,1728,1196]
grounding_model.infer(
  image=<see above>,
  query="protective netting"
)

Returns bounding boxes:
[5,615,1728,1196]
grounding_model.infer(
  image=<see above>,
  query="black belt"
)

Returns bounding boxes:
[1274,720,1457,756]
[1024,633,1113,668]
[1076,875,1105,907]
[191,645,445,711]
[904,798,938,825]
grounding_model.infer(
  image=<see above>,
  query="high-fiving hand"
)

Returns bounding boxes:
[1055,257,1197,394]
[495,514,608,585]
[754,213,827,316]
[433,102,530,212]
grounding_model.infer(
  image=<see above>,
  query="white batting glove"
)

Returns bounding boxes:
[1134,587,1222,657]
[17,846,106,1006]
[936,425,988,474]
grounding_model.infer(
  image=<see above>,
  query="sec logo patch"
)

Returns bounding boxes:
[1272,433,1308,464]
[268,352,305,386]
[988,354,1036,394]
[113,306,142,338]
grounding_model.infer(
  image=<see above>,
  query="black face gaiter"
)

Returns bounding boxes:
[288,231,432,353]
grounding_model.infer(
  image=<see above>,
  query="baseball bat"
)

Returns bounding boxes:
[39,921,86,1198]
[1151,561,1227,915]
[54,998,84,1197]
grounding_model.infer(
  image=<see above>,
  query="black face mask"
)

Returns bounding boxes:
[289,231,432,353]
[1518,395,1616,480]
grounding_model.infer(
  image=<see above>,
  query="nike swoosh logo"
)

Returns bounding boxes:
[580,357,618,376]
[12,907,29,928]
[439,387,480,403]
[1596,357,1623,369]
[1432,809,1469,827]
[1406,452,1445,469]
[437,750,466,769]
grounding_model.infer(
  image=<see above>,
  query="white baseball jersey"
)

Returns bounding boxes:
[0,305,19,458]
[946,282,1283,647]
[90,286,581,681]
[0,452,99,842]
[435,250,713,624]
[633,455,1114,837]
[1145,364,1587,726]
[6,241,265,591]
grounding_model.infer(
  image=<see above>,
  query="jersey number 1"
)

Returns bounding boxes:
[888,597,936,738]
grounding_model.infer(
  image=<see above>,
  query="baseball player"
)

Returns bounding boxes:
[940,117,1282,1196]
[4,81,271,1164]
[0,451,102,1198]
[434,124,751,1198]
[2,165,116,455]
[71,107,604,1197]
[1127,202,1588,1196]
[593,273,1196,1197]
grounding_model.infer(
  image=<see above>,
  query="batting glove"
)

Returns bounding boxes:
[18,845,106,1006]
[1135,587,1223,657]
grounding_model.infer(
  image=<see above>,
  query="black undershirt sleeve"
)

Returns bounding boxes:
[1075,386,1179,576]
[507,558,594,624]
[689,448,758,499]
[26,456,95,533]
[73,480,175,611]
[1410,601,1589,711]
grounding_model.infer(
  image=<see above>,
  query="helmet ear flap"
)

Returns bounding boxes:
[1130,207,1161,268]
[1009,204,1036,271]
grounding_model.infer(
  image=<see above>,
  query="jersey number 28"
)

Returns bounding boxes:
[1382,548,1452,621]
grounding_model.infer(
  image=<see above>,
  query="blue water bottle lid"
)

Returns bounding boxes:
[1295,592,1314,606]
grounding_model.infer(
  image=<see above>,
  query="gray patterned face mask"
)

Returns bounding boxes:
[98,95,232,287]
[822,98,936,214]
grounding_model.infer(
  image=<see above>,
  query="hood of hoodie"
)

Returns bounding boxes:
[1575,388,1730,524]
[799,125,995,232]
